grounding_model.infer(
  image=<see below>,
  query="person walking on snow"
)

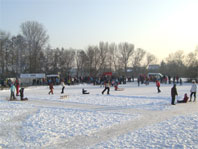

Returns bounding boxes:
[48,82,54,95]
[171,84,178,105]
[156,80,161,93]
[102,80,111,95]
[189,80,197,102]
[61,79,66,94]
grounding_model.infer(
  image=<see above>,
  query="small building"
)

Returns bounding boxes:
[148,64,160,70]
[20,73,46,86]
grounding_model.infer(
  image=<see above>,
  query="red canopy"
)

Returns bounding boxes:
[103,72,112,76]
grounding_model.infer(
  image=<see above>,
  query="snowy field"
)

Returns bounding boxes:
[0,82,198,148]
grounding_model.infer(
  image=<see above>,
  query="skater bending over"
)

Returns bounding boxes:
[19,88,28,101]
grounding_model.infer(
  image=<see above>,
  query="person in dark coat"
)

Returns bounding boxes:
[82,88,89,94]
[171,84,178,105]
[102,80,111,95]
[19,88,28,101]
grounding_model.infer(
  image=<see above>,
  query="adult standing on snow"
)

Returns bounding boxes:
[15,79,20,96]
[61,79,66,94]
[10,83,16,100]
[102,80,111,95]
[171,84,178,105]
[156,80,161,93]
[189,80,197,102]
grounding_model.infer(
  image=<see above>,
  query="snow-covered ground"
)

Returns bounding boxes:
[0,82,197,148]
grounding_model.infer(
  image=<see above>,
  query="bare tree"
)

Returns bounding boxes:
[145,52,157,68]
[43,46,54,73]
[97,41,109,75]
[131,48,146,75]
[86,46,97,76]
[20,21,49,73]
[108,43,119,73]
[10,35,27,75]
[186,49,198,78]
[62,49,76,76]
[165,50,186,76]
[118,42,134,76]
[75,50,88,77]
[0,31,10,77]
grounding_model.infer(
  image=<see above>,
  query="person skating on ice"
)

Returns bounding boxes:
[189,80,197,102]
[61,79,66,94]
[48,82,54,95]
[102,80,111,95]
[156,80,161,93]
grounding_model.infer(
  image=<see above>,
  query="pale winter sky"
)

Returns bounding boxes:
[1,0,198,60]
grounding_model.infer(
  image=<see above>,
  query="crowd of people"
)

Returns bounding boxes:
[46,76,197,106]
[137,74,183,86]
[9,79,28,101]
[3,74,197,105]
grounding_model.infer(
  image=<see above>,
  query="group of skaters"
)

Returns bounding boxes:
[48,79,121,96]
[9,79,28,101]
[171,80,197,105]
[154,78,197,105]
[8,76,197,106]
[48,77,197,105]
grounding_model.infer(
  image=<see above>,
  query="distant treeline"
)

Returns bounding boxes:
[0,21,198,79]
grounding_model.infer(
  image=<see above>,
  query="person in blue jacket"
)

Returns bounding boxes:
[10,83,16,100]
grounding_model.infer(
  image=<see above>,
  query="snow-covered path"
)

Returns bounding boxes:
[0,82,198,148]
[23,99,198,149]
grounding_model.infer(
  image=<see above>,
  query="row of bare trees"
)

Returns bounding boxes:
[0,21,198,79]
[159,50,198,78]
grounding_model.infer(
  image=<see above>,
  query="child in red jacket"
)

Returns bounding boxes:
[156,80,161,93]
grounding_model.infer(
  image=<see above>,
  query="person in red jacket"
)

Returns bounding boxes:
[177,93,189,103]
[15,79,20,96]
[156,80,161,93]
[48,82,54,95]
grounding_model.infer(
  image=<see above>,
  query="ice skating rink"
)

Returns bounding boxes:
[0,82,197,148]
